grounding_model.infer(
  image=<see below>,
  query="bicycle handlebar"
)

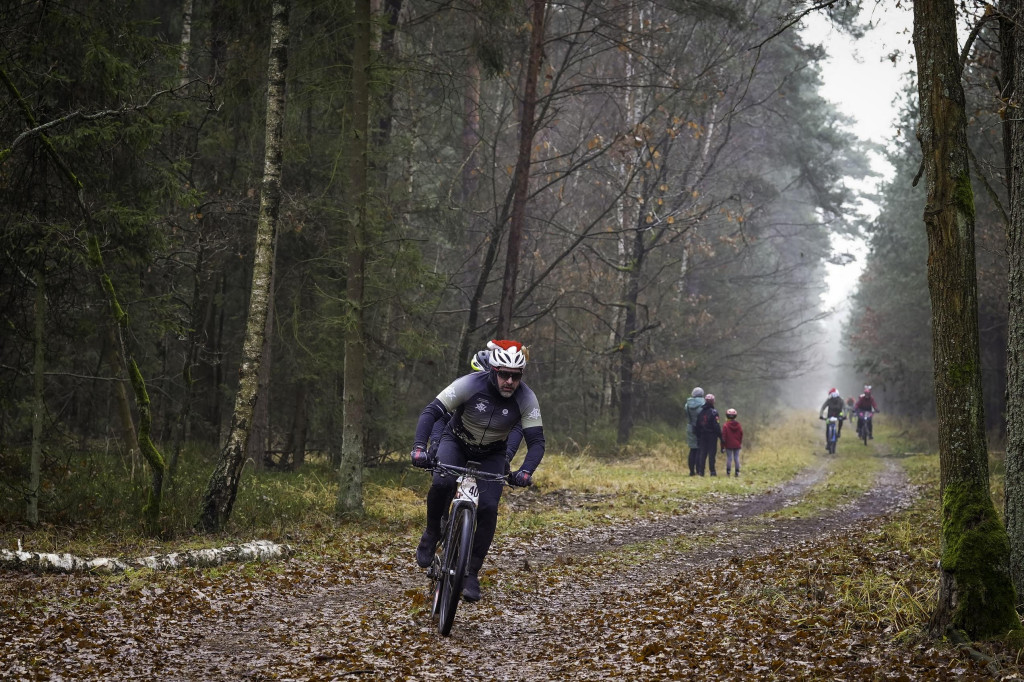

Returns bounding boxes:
[426,461,511,483]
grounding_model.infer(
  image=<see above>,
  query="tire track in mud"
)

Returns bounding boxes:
[180,455,918,680]
[438,458,918,681]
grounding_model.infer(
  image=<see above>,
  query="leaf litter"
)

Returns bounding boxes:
[2,458,1019,680]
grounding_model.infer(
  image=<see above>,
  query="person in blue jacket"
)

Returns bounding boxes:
[410,339,544,602]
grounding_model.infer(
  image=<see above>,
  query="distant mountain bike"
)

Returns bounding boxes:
[423,461,508,636]
[856,411,873,446]
[820,415,842,455]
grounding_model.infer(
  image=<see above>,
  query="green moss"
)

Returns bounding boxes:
[130,358,165,535]
[954,171,975,222]
[1005,628,1024,652]
[940,482,1021,638]
[946,361,975,390]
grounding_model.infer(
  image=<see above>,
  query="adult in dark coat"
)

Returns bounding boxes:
[684,387,706,476]
[695,393,723,476]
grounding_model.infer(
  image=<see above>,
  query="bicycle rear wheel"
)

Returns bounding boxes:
[438,505,474,636]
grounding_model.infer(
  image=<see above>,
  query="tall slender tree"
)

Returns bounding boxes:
[27,267,45,527]
[198,0,290,532]
[496,0,547,337]
[1005,0,1024,601]
[912,0,1021,638]
[337,0,373,515]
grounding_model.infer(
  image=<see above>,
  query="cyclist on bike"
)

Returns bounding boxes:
[854,386,879,439]
[426,349,523,460]
[818,388,845,442]
[411,339,544,602]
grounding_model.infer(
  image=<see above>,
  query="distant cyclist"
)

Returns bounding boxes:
[819,388,846,441]
[854,386,879,439]
[410,339,544,602]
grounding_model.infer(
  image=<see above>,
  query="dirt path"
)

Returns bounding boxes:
[8,452,990,680]
[164,456,940,681]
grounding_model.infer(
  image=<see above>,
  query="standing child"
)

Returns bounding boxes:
[721,408,743,477]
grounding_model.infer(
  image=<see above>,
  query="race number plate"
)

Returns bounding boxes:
[456,475,480,506]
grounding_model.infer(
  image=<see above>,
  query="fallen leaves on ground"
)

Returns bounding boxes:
[1,467,1015,681]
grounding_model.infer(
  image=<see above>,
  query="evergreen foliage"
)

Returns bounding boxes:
[0,0,889,528]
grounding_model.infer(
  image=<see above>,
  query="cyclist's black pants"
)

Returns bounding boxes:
[425,433,506,575]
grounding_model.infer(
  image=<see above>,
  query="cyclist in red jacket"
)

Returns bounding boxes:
[854,386,879,439]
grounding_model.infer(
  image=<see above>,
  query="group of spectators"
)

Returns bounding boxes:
[684,387,743,477]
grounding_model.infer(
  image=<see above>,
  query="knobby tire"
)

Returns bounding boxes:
[438,505,474,636]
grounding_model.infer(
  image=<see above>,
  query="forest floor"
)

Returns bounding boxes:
[2,444,1021,680]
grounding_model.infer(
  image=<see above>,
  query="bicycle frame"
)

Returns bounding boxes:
[424,461,507,636]
[857,411,873,445]
[825,416,840,454]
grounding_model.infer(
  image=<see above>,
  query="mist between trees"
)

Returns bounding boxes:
[0,0,1007,530]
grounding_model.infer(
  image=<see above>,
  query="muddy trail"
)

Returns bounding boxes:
[1,454,1003,680]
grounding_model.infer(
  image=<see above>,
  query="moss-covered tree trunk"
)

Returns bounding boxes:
[198,0,290,532]
[1,65,167,534]
[103,324,139,476]
[88,237,166,535]
[998,0,1024,614]
[337,0,371,516]
[1003,0,1024,603]
[913,0,1021,639]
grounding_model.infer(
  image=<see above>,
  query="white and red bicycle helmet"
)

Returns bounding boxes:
[488,339,527,369]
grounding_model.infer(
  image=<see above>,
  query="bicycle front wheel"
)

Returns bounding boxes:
[438,505,474,636]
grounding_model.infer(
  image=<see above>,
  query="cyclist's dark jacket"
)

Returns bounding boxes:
[819,395,844,419]
[414,371,545,473]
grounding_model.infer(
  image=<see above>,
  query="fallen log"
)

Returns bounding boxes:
[0,539,295,573]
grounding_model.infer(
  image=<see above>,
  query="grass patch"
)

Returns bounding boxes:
[0,414,942,571]
[815,420,943,641]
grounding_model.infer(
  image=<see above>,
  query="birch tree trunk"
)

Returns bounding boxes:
[913,0,1021,638]
[247,238,277,473]
[179,0,194,88]
[616,227,642,444]
[614,0,641,442]
[198,0,289,532]
[337,0,372,515]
